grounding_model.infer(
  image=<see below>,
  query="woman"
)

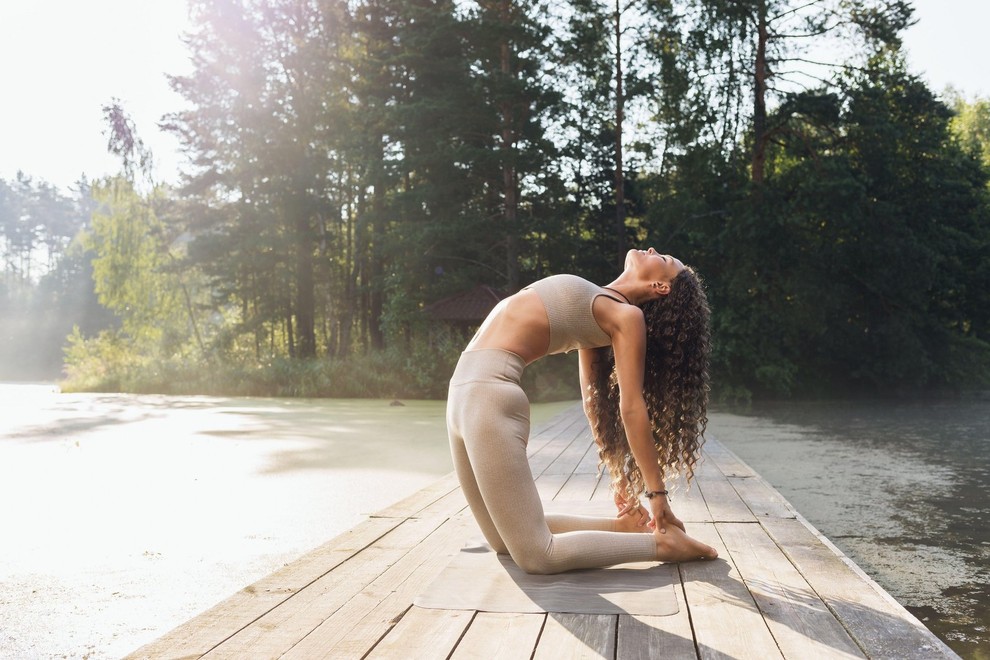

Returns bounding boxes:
[446,247,718,574]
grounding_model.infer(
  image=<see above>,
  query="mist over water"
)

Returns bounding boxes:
[709,399,990,659]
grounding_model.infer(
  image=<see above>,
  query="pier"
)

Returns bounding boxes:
[128,404,957,659]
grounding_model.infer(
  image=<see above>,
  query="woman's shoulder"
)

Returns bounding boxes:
[600,298,646,336]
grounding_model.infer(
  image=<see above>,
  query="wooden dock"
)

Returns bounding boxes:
[128,405,958,659]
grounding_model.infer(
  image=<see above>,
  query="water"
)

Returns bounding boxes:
[708,399,990,659]
[0,382,574,660]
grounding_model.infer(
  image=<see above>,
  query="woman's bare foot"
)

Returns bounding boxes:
[654,524,718,562]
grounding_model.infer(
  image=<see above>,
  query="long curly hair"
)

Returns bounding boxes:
[589,266,711,498]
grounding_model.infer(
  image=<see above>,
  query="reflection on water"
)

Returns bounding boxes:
[709,399,990,660]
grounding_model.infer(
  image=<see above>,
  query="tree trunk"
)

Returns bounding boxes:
[500,0,520,291]
[370,150,385,351]
[294,202,316,358]
[614,0,628,261]
[751,2,769,185]
[342,173,363,356]
[286,303,295,358]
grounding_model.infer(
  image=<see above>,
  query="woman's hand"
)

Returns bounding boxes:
[647,496,686,534]
[615,497,651,529]
[613,477,650,527]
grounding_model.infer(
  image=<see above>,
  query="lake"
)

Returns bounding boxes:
[0,384,570,659]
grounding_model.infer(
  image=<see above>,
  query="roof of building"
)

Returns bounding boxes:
[423,284,506,322]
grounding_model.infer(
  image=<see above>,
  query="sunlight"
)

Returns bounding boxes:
[0,1,192,189]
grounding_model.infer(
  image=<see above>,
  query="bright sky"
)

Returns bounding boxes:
[0,0,987,193]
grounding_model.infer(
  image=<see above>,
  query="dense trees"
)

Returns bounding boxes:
[4,0,988,398]
[0,176,111,379]
[658,54,990,396]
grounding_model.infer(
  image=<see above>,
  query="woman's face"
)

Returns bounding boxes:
[626,247,684,284]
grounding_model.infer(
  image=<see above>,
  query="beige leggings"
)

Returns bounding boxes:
[446,348,657,574]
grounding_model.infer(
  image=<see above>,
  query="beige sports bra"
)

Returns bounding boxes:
[524,274,625,355]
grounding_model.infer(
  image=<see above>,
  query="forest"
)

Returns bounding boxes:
[1,0,989,401]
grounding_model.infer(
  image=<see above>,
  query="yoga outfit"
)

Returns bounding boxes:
[446,274,656,574]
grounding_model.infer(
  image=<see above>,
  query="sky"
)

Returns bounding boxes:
[1,0,988,193]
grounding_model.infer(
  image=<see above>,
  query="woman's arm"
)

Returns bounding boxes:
[578,348,600,432]
[610,305,685,534]
[579,346,646,525]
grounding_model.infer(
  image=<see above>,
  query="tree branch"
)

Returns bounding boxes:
[780,56,869,73]
[769,0,822,23]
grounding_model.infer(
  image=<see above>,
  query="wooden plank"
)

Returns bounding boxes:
[693,467,756,523]
[533,613,616,660]
[449,612,546,659]
[591,471,617,503]
[669,479,713,525]
[716,521,864,659]
[280,516,472,659]
[528,411,584,456]
[678,523,784,660]
[760,517,959,659]
[574,431,602,474]
[701,436,758,478]
[542,427,597,475]
[364,606,474,660]
[375,471,461,519]
[528,418,586,475]
[413,484,470,519]
[616,614,697,660]
[124,516,400,659]
[528,405,582,452]
[200,515,452,659]
[705,438,795,519]
[535,473,569,500]
[554,471,600,502]
[725,475,796,519]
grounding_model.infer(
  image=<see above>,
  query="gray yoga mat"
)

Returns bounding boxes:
[415,541,678,615]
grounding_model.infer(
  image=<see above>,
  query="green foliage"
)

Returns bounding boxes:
[0,175,108,379]
[62,326,140,392]
[947,89,990,173]
[61,178,212,387]
[649,53,990,396]
[60,329,572,401]
[11,1,990,400]
[84,180,184,344]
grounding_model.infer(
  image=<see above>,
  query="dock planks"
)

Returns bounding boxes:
[128,405,958,659]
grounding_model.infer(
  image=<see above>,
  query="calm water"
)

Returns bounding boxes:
[709,399,990,660]
[0,383,572,659]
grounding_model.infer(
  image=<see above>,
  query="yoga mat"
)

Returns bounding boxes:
[415,541,678,615]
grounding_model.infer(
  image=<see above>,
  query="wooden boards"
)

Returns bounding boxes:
[128,403,958,660]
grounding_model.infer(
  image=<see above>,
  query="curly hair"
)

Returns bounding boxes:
[588,266,711,499]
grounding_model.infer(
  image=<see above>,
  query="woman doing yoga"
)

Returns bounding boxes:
[446,247,718,574]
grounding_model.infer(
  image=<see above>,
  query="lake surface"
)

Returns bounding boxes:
[0,383,569,659]
[708,399,989,660]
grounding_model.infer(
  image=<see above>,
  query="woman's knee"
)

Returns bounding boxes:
[486,535,509,555]
[511,548,559,575]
